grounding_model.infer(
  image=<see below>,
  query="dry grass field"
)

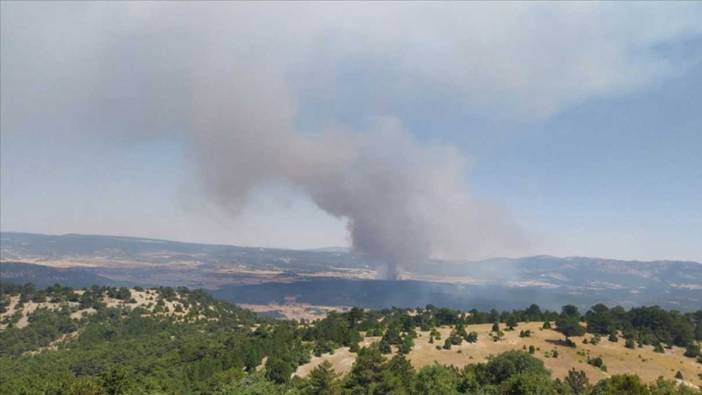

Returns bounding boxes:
[295,321,702,388]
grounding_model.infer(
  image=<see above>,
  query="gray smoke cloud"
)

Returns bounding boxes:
[7,3,696,276]
[189,61,526,278]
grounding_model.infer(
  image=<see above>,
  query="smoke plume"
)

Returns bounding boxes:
[0,3,553,277]
[189,62,527,278]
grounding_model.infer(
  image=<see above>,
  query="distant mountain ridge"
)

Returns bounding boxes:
[2,232,701,311]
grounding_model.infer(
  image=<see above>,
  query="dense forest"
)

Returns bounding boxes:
[1,282,701,394]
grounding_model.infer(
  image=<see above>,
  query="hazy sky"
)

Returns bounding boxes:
[2,2,701,262]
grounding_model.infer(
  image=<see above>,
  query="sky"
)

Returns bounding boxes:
[1,2,701,262]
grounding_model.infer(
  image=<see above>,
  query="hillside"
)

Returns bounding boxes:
[0,262,125,289]
[2,232,702,311]
[1,283,701,394]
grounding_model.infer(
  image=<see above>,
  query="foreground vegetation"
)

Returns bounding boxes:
[1,282,701,394]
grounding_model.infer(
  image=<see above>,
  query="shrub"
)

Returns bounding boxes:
[684,343,699,358]
[625,338,635,349]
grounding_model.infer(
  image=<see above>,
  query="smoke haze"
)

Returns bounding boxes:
[4,3,701,268]
[190,60,527,277]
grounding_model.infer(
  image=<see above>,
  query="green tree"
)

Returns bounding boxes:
[415,364,459,395]
[378,354,416,394]
[478,351,549,385]
[506,315,518,330]
[306,361,338,395]
[345,346,386,392]
[683,343,699,358]
[556,317,586,343]
[590,374,649,395]
[501,372,554,395]
[265,357,292,384]
[100,367,131,395]
[398,335,414,355]
[563,368,590,394]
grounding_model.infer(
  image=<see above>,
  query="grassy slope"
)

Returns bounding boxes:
[298,321,702,388]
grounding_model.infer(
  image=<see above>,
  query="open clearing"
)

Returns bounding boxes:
[295,321,702,388]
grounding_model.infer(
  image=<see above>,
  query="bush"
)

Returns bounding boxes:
[591,374,646,395]
[625,338,636,349]
[479,351,549,384]
[442,338,452,350]
[683,343,699,358]
[587,356,607,371]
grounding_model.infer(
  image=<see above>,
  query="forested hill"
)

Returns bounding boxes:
[1,282,702,394]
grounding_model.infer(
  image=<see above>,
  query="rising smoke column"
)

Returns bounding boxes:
[189,62,527,278]
[2,3,533,278]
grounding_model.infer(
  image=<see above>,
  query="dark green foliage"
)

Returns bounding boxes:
[476,350,549,385]
[684,343,699,358]
[414,364,459,394]
[625,338,636,349]
[587,356,607,372]
[2,283,701,395]
[398,334,414,354]
[442,337,453,350]
[585,304,700,350]
[506,315,518,330]
[556,316,586,340]
[378,339,392,354]
[265,356,293,384]
[0,307,77,357]
[501,372,554,394]
[306,360,337,395]
[563,368,590,394]
[344,345,386,392]
[590,374,648,395]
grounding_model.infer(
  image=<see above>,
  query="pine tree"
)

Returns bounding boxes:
[307,361,338,395]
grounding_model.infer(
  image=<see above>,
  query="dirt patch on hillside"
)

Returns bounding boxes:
[294,321,702,387]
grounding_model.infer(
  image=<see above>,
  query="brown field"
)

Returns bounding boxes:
[239,303,351,321]
[295,322,702,388]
